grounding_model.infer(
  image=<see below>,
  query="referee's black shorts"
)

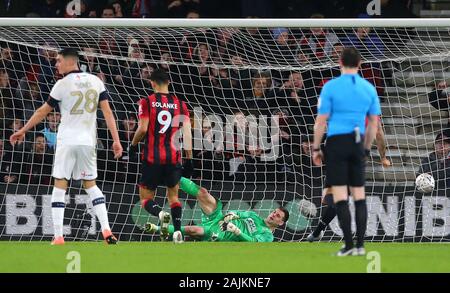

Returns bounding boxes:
[139,161,183,190]
[325,133,366,187]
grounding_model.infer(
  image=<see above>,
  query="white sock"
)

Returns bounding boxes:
[51,187,66,238]
[85,185,111,232]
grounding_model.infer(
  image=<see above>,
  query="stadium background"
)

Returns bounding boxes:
[0,0,449,244]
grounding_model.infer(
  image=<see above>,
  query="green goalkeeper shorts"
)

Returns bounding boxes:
[200,200,224,241]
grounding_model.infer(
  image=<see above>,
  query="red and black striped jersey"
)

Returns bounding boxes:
[138,93,190,165]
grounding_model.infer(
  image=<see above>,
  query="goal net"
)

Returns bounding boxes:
[0,19,448,242]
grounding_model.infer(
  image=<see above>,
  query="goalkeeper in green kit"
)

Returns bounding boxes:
[144,177,289,242]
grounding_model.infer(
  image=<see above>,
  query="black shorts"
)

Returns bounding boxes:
[325,133,365,187]
[140,161,183,190]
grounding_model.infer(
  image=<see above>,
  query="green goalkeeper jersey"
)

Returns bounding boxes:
[206,210,274,242]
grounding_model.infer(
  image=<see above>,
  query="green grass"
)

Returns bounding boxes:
[0,242,449,273]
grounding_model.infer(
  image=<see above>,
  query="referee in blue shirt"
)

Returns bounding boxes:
[313,48,381,256]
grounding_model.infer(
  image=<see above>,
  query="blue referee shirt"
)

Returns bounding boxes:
[318,73,381,137]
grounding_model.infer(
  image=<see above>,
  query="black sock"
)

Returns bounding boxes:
[142,199,162,217]
[313,205,337,237]
[313,194,336,237]
[170,202,182,232]
[335,200,353,250]
[354,199,367,248]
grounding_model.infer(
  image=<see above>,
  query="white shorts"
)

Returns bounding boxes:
[52,145,97,181]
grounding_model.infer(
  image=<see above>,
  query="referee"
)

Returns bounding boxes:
[312,47,381,256]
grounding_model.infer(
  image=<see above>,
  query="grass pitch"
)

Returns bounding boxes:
[0,242,449,273]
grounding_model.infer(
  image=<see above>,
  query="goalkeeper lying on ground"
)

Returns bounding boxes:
[144,177,289,242]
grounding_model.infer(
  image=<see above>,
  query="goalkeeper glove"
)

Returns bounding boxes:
[182,159,194,178]
[220,221,241,236]
[223,212,239,223]
[128,143,138,158]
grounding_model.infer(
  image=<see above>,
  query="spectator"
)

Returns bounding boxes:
[111,1,123,17]
[276,71,318,134]
[119,113,137,149]
[297,14,339,63]
[33,0,64,17]
[417,130,450,190]
[0,69,14,135]
[37,44,57,94]
[102,5,115,18]
[1,46,25,87]
[272,108,301,180]
[428,81,450,127]
[1,123,29,184]
[300,135,324,187]
[243,72,276,116]
[192,117,225,180]
[80,47,101,73]
[186,9,200,18]
[270,28,296,64]
[16,78,43,122]
[132,63,154,98]
[132,0,151,17]
[167,0,200,18]
[342,27,384,59]
[24,133,54,185]
[41,111,60,150]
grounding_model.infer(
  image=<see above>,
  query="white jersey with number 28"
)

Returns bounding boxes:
[50,71,106,147]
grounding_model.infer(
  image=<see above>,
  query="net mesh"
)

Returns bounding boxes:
[0,24,449,242]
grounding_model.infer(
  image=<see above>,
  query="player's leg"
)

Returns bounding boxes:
[139,186,171,240]
[349,146,368,256]
[51,178,69,245]
[74,146,116,244]
[83,179,117,244]
[308,187,336,242]
[179,177,218,215]
[165,164,184,243]
[145,224,205,240]
[138,162,170,237]
[50,145,75,245]
[326,137,354,256]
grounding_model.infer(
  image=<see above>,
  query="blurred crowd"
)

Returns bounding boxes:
[0,16,395,186]
[0,0,416,19]
[1,0,441,189]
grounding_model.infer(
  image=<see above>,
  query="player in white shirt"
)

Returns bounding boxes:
[10,48,123,245]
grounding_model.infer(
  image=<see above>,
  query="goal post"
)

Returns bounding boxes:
[0,18,449,242]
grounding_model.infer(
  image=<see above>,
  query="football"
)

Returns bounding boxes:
[415,173,435,193]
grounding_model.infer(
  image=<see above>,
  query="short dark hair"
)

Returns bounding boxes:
[278,206,289,223]
[340,47,361,68]
[58,48,79,60]
[103,5,115,12]
[150,68,170,85]
[34,133,45,140]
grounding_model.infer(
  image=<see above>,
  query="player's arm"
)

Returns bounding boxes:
[99,99,123,159]
[10,102,53,145]
[365,115,378,153]
[313,83,331,166]
[365,87,382,153]
[220,221,273,242]
[181,101,194,177]
[182,116,192,160]
[131,117,149,146]
[375,120,391,167]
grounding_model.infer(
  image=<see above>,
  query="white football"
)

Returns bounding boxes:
[415,173,435,193]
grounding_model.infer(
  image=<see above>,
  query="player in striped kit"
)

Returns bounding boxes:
[128,68,193,243]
